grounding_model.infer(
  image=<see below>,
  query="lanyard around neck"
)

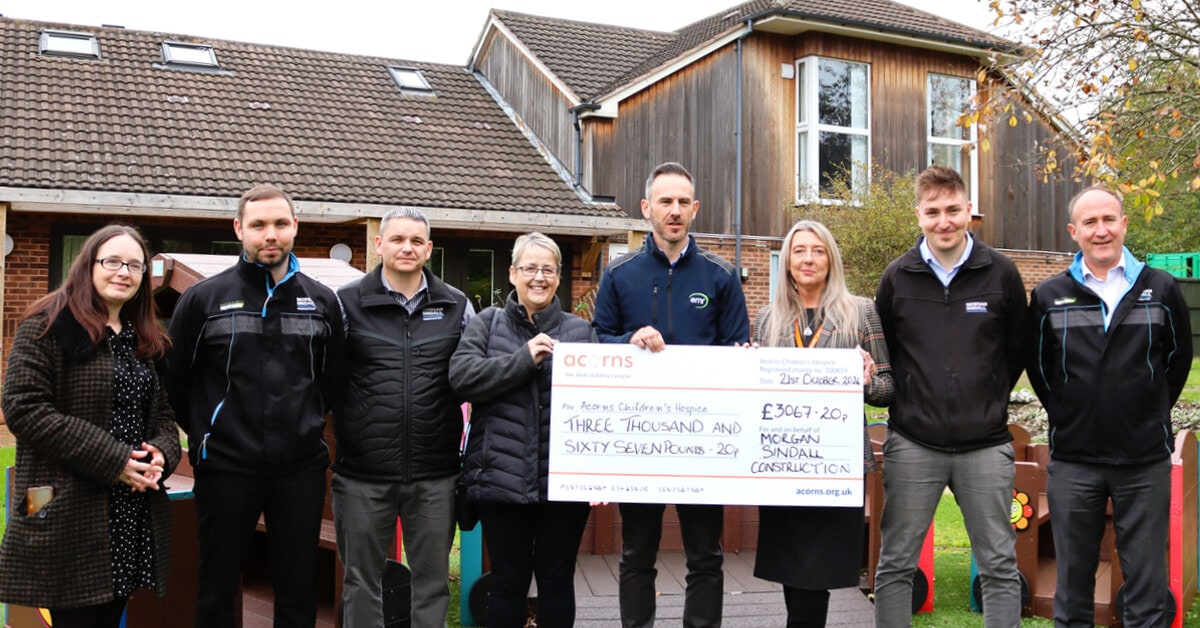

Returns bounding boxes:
[793,318,824,348]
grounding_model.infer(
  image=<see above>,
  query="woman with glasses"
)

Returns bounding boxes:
[753,220,893,627]
[450,232,595,627]
[0,225,181,628]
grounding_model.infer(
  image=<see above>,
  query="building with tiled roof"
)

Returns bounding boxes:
[0,16,648,364]
[472,0,1079,252]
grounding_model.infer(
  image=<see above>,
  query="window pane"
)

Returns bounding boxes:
[163,42,218,66]
[161,239,195,254]
[929,74,971,140]
[61,235,88,285]
[797,131,809,188]
[467,249,497,312]
[818,132,867,194]
[818,59,868,129]
[796,62,806,125]
[429,247,445,279]
[929,143,972,196]
[211,241,242,255]
[41,31,98,57]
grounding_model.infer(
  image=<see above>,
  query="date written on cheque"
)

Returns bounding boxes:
[776,372,861,386]
[761,403,851,422]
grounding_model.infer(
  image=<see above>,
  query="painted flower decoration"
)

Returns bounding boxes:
[1010,488,1033,530]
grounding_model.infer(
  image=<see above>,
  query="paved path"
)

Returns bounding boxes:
[570,550,875,627]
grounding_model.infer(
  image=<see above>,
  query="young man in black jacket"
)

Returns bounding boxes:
[1026,185,1193,627]
[332,208,472,628]
[167,184,345,628]
[874,166,1026,628]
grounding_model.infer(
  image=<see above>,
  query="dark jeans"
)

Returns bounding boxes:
[478,501,591,628]
[193,463,327,628]
[619,503,724,628]
[783,587,830,628]
[50,598,126,628]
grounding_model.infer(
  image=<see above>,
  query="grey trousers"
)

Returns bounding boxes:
[874,431,1021,628]
[332,473,456,628]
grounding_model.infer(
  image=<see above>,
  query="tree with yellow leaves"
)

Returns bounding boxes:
[979,0,1200,221]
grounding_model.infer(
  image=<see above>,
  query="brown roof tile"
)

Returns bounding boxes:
[0,18,621,218]
[494,0,1012,101]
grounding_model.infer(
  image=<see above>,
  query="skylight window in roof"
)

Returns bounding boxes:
[40,30,100,58]
[388,66,434,94]
[161,41,219,67]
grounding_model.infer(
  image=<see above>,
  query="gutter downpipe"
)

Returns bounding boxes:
[735,20,753,281]
[569,102,601,191]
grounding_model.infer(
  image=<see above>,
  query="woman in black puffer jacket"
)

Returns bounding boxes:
[450,232,595,628]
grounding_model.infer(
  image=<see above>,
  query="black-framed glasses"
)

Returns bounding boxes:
[95,258,146,274]
[514,265,559,278]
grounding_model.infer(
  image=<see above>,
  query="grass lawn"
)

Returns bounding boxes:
[921,491,1200,627]
[1183,358,1200,404]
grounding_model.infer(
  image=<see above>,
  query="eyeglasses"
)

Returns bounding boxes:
[95,258,146,274]
[514,265,559,278]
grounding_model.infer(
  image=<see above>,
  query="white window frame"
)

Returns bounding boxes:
[795,56,871,203]
[39,30,100,59]
[161,41,219,67]
[768,249,781,304]
[388,66,434,95]
[926,73,979,214]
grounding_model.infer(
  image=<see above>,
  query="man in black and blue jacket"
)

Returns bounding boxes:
[167,184,345,628]
[1026,185,1193,627]
[592,162,750,628]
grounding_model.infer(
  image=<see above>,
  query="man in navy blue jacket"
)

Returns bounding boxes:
[1026,185,1193,627]
[592,162,750,628]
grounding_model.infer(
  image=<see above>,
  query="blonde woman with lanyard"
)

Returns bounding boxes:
[752,220,894,627]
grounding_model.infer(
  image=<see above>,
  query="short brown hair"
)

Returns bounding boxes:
[915,165,966,203]
[238,184,295,221]
[644,162,694,201]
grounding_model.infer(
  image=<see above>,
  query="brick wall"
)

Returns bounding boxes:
[0,211,365,365]
[0,212,1077,372]
[999,248,1075,296]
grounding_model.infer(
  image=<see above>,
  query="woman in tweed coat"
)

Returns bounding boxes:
[0,225,180,627]
[752,220,894,627]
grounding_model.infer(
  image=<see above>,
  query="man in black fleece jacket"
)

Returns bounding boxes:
[1026,185,1193,627]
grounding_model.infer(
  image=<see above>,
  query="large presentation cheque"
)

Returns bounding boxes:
[548,343,864,507]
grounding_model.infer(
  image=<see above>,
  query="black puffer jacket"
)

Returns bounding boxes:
[449,292,596,504]
[333,266,471,481]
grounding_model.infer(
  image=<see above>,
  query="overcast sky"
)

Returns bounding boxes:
[1,0,997,64]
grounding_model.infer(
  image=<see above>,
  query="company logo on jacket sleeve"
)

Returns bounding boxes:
[688,292,710,309]
[296,297,317,311]
[964,301,989,314]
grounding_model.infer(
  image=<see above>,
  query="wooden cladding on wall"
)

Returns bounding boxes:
[476,33,577,174]
[587,32,994,241]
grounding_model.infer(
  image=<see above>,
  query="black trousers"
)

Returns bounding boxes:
[478,501,592,628]
[783,587,830,628]
[193,463,327,628]
[50,597,126,628]
[618,503,724,628]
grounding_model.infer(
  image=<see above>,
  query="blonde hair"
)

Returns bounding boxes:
[761,220,860,346]
[511,231,561,267]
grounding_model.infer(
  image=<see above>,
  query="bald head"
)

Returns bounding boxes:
[1067,185,1127,277]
